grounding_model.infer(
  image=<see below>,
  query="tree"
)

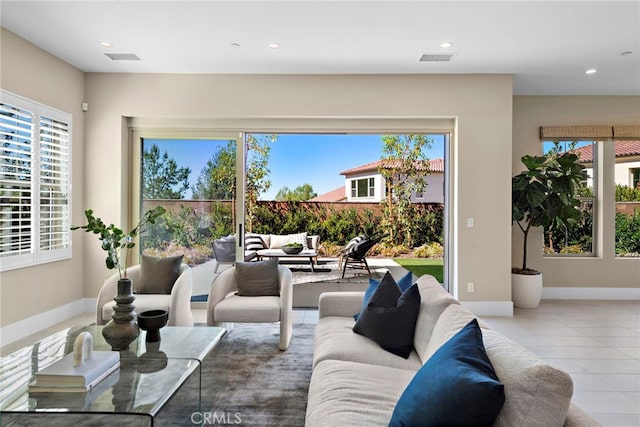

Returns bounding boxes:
[245,134,275,231]
[143,144,191,199]
[190,136,275,231]
[191,141,236,200]
[275,183,317,201]
[379,135,432,246]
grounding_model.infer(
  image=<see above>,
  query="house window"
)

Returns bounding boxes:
[0,91,72,271]
[351,177,374,198]
[632,168,640,189]
[542,140,596,256]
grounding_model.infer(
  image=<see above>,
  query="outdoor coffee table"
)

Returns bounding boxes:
[0,325,225,426]
[256,248,318,272]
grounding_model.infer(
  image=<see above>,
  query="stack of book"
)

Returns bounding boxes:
[29,351,120,393]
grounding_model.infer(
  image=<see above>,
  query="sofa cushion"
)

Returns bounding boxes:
[482,328,574,427]
[313,316,422,371]
[354,271,413,321]
[269,234,292,249]
[136,254,183,294]
[353,273,421,359]
[306,359,416,427]
[289,232,308,249]
[245,233,266,251]
[422,303,478,362]
[235,258,280,296]
[412,275,462,362]
[389,319,505,427]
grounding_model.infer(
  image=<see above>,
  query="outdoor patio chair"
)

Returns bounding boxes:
[340,236,381,278]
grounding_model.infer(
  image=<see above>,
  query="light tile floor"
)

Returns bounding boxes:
[2,300,638,426]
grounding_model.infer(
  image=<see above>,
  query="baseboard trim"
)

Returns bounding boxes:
[461,301,514,317]
[542,287,640,300]
[0,298,95,348]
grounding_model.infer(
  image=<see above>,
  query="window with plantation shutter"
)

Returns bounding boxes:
[0,90,72,271]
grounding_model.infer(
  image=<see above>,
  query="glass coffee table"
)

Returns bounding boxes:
[0,325,225,426]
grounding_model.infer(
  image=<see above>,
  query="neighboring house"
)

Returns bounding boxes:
[312,159,444,203]
[573,141,640,188]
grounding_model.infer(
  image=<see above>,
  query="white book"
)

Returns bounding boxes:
[29,351,120,392]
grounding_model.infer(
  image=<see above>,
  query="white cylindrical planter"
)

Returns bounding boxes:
[512,273,543,309]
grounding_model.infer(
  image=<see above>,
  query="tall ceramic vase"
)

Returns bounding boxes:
[102,278,139,351]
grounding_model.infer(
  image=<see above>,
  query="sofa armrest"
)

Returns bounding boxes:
[318,292,364,319]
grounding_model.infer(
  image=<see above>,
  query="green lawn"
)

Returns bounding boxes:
[393,258,444,283]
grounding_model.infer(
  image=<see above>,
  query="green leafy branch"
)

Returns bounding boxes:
[71,206,166,280]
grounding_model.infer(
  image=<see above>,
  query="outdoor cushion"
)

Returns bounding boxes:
[245,233,266,250]
[136,254,184,294]
[353,273,421,359]
[235,258,280,296]
[289,232,308,249]
[389,319,505,427]
[269,234,292,249]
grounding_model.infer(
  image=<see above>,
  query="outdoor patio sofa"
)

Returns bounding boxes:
[306,274,599,426]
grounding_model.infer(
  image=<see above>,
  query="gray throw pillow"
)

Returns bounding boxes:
[235,258,280,296]
[137,254,184,294]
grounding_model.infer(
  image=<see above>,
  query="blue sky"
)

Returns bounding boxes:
[145,134,445,200]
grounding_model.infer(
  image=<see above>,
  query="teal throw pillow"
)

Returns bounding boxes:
[389,319,505,427]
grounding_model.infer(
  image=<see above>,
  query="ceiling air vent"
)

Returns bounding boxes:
[419,53,455,62]
[105,53,141,61]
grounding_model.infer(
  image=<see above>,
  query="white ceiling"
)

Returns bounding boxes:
[2,1,639,95]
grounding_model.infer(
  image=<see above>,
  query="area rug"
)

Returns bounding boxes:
[161,323,315,426]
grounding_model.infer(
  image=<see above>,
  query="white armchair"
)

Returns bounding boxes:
[96,264,194,327]
[206,265,293,350]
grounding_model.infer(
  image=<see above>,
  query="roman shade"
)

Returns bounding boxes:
[540,125,640,140]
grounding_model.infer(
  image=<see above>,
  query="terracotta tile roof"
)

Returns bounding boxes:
[340,158,444,175]
[309,186,346,202]
[573,140,640,162]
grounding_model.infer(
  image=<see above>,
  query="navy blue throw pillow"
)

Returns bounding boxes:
[389,319,505,427]
[354,271,413,320]
[352,272,421,359]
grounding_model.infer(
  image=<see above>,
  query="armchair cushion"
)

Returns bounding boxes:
[235,258,280,296]
[137,254,184,294]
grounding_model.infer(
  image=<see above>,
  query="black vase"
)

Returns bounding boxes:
[102,278,139,351]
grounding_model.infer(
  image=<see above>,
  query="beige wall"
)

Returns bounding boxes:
[0,28,86,327]
[84,73,514,304]
[513,96,640,288]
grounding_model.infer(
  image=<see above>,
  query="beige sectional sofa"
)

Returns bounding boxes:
[306,274,600,427]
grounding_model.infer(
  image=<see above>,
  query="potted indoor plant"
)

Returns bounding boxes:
[511,144,587,308]
[71,206,166,349]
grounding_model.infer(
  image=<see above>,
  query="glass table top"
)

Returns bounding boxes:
[0,325,226,419]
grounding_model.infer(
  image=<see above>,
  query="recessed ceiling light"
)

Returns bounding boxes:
[440,42,453,48]
[230,42,240,48]
[585,68,597,75]
[268,43,280,49]
[620,51,633,56]
[99,41,112,48]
